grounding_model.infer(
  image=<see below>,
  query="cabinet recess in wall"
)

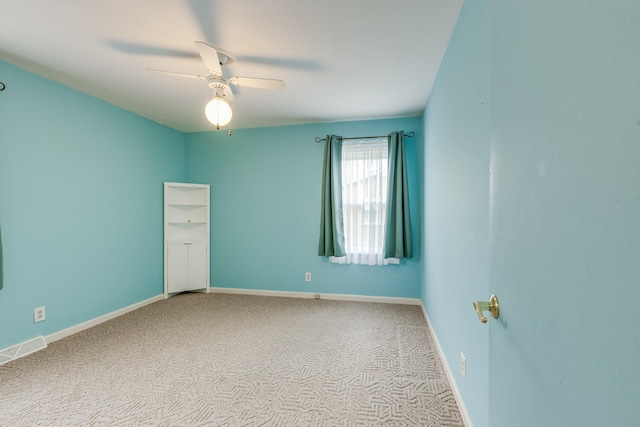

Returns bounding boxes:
[164,182,210,298]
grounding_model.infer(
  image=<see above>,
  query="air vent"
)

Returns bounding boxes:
[0,335,47,366]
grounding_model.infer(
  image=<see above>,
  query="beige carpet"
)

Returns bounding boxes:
[0,293,463,426]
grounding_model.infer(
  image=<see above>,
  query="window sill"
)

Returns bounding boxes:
[329,256,400,266]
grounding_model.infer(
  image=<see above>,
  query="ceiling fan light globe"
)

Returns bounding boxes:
[205,98,232,127]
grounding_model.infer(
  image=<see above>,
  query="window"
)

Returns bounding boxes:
[330,138,399,266]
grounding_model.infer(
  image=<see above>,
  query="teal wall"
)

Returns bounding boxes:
[421,0,490,425]
[423,0,640,426]
[185,118,422,298]
[0,61,185,349]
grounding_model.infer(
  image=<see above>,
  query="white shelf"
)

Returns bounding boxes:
[164,182,210,298]
[167,221,207,225]
[166,183,204,190]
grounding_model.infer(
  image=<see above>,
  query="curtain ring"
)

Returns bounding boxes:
[0,82,5,91]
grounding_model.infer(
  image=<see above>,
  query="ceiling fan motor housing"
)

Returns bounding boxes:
[207,76,228,88]
[208,77,230,96]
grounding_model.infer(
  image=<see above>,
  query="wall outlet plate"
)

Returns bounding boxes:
[305,272,311,282]
[460,352,466,380]
[34,306,46,323]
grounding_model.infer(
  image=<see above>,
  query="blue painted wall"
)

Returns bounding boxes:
[0,61,185,349]
[185,118,422,298]
[421,0,490,425]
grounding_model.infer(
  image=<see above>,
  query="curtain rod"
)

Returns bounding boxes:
[314,131,415,143]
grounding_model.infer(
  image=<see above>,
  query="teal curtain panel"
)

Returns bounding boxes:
[384,131,412,259]
[318,135,346,257]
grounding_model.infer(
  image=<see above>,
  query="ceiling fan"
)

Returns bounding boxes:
[149,41,286,129]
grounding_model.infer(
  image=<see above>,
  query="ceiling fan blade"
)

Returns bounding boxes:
[148,69,207,80]
[223,86,235,102]
[228,76,285,90]
[195,41,222,76]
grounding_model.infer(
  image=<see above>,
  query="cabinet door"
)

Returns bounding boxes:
[186,242,208,291]
[167,243,189,293]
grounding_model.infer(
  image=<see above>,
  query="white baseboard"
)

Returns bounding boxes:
[209,287,422,306]
[45,294,164,344]
[420,304,473,427]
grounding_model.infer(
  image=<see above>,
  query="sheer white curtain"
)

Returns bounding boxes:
[330,138,398,266]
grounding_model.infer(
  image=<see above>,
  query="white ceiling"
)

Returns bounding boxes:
[0,0,463,133]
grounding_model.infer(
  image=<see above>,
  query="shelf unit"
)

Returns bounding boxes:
[164,182,210,298]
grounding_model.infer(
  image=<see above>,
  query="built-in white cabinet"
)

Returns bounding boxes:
[164,182,210,298]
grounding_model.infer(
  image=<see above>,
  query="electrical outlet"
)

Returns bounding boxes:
[314,293,320,299]
[460,352,466,380]
[305,272,312,282]
[34,306,46,323]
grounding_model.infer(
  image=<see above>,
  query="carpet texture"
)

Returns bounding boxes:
[0,293,463,426]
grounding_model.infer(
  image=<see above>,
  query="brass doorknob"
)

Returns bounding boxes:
[473,295,499,323]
